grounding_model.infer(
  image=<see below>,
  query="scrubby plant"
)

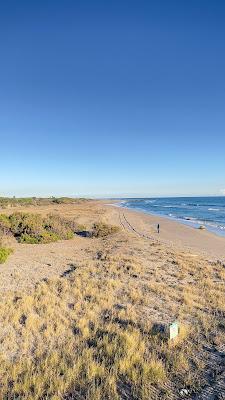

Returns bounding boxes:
[0,212,76,244]
[40,231,61,243]
[0,212,115,245]
[0,196,89,209]
[0,247,13,263]
[19,231,61,244]
[0,214,11,235]
[65,219,86,234]
[91,222,120,238]
[9,212,43,236]
[44,214,74,240]
[18,234,40,244]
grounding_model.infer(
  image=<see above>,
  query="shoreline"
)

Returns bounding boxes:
[105,200,225,260]
[110,199,225,238]
[125,206,225,238]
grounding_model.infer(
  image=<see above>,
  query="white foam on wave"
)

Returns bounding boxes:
[120,198,225,237]
[153,204,177,208]
[144,200,156,204]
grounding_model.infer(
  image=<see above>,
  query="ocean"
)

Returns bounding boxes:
[118,197,225,237]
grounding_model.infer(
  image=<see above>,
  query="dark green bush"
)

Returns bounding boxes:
[18,234,40,244]
[19,231,60,244]
[0,247,13,263]
[2,212,75,244]
[91,222,120,238]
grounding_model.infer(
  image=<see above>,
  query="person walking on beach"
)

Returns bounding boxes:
[157,223,160,234]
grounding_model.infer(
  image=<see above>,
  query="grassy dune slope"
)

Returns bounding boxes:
[0,201,224,399]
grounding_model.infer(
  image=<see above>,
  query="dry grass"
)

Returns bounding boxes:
[0,258,168,399]
[0,203,224,399]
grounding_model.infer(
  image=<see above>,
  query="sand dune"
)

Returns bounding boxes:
[0,200,224,399]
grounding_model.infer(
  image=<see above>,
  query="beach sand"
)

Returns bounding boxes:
[109,202,225,260]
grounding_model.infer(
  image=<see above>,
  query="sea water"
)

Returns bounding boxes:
[118,197,225,237]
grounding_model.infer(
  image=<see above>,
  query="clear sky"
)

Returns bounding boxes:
[0,0,225,197]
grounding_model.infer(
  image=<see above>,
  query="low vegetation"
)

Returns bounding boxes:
[0,239,223,399]
[0,255,179,399]
[0,247,13,263]
[0,211,120,263]
[0,196,89,209]
[0,203,223,398]
[0,212,78,245]
[91,222,120,238]
[0,213,120,245]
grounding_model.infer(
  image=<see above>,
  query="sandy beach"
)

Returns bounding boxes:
[109,202,225,260]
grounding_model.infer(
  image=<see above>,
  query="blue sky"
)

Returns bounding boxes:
[0,0,225,197]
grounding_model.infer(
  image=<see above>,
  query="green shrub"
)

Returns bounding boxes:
[44,214,74,240]
[52,198,62,204]
[0,196,89,209]
[0,214,10,226]
[0,212,76,245]
[18,234,40,244]
[19,231,61,244]
[91,222,120,238]
[39,231,60,243]
[9,213,43,236]
[0,247,13,263]
[0,214,11,235]
[51,197,84,204]
[65,230,74,239]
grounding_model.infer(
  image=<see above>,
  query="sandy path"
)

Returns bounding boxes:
[0,236,95,294]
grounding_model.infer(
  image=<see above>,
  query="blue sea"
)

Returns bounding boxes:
[118,197,225,237]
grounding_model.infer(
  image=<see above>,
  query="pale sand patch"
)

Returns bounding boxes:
[0,201,106,293]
